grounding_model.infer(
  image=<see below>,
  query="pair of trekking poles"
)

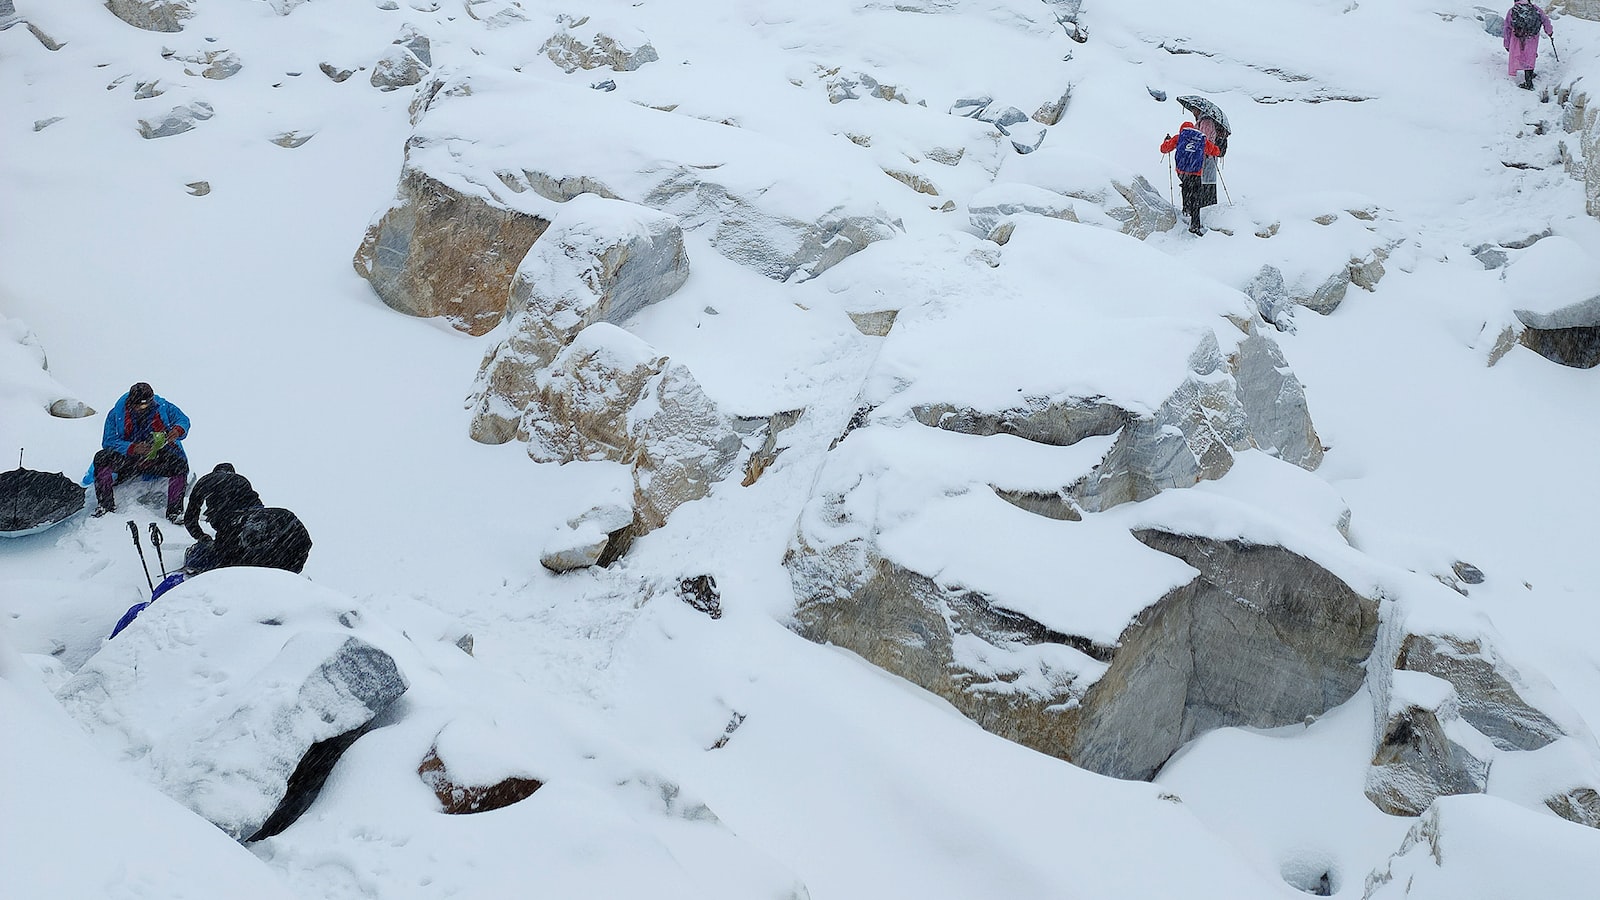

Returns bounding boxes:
[127,519,169,592]
[1162,152,1232,208]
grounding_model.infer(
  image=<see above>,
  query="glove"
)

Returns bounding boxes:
[167,425,185,441]
[1165,134,1172,141]
[129,441,151,459]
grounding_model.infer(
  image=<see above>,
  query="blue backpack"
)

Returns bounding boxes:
[1173,128,1208,174]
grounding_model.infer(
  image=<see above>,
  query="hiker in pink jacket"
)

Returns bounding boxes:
[1504,0,1553,90]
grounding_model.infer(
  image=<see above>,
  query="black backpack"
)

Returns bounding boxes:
[1510,4,1542,39]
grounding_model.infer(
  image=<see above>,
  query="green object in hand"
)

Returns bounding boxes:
[146,432,167,459]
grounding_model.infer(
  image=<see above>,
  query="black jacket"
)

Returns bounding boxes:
[183,470,263,541]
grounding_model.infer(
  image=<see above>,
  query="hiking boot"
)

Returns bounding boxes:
[1189,221,1204,236]
[165,508,183,525]
[92,504,114,518]
[1522,71,1535,90]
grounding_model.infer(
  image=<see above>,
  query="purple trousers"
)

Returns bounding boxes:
[93,447,188,514]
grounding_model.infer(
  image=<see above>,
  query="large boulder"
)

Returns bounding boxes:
[353,165,550,336]
[55,569,409,842]
[790,523,1379,781]
[359,68,898,319]
[521,324,740,546]
[469,194,690,443]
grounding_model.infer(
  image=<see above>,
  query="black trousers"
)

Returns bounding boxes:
[1178,173,1204,226]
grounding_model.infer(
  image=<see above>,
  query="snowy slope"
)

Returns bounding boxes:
[4,1,1600,898]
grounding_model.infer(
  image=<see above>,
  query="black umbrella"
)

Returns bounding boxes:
[1,460,87,537]
[1176,95,1231,135]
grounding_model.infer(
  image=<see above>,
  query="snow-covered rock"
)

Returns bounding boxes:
[540,15,658,74]
[389,68,900,283]
[55,570,409,842]
[789,221,1339,779]
[1363,795,1600,899]
[523,324,740,544]
[137,100,213,138]
[370,43,425,91]
[106,0,193,33]
[470,194,690,443]
[1110,175,1178,240]
[967,183,1079,240]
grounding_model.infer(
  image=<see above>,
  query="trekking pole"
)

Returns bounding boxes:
[127,520,155,592]
[1165,153,1174,206]
[148,522,167,576]
[1219,166,1233,205]
[1550,35,1559,62]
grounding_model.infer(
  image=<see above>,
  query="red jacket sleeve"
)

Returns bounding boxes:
[1205,139,1221,157]
[1159,135,1178,154]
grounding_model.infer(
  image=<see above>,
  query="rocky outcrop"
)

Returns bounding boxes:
[353,165,549,336]
[106,0,193,32]
[790,530,1379,781]
[56,572,409,842]
[541,16,658,73]
[470,194,690,442]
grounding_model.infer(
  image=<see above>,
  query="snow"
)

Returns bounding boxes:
[4,0,1600,898]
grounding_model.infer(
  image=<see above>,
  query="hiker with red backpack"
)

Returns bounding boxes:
[1504,0,1553,91]
[1160,121,1222,236]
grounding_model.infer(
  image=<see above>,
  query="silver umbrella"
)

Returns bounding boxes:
[1177,95,1231,135]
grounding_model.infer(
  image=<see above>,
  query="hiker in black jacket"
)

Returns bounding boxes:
[182,462,263,572]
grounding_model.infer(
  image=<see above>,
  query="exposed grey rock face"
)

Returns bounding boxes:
[1299,269,1351,315]
[1,0,20,29]
[790,529,1379,782]
[137,101,213,138]
[371,44,426,91]
[353,164,549,336]
[1397,634,1564,751]
[469,195,690,443]
[521,324,741,545]
[106,0,193,32]
[1110,175,1178,240]
[56,574,409,842]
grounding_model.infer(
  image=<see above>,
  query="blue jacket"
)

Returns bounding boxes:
[102,392,191,460]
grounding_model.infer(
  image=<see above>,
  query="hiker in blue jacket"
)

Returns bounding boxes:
[93,382,191,521]
[1160,121,1223,235]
